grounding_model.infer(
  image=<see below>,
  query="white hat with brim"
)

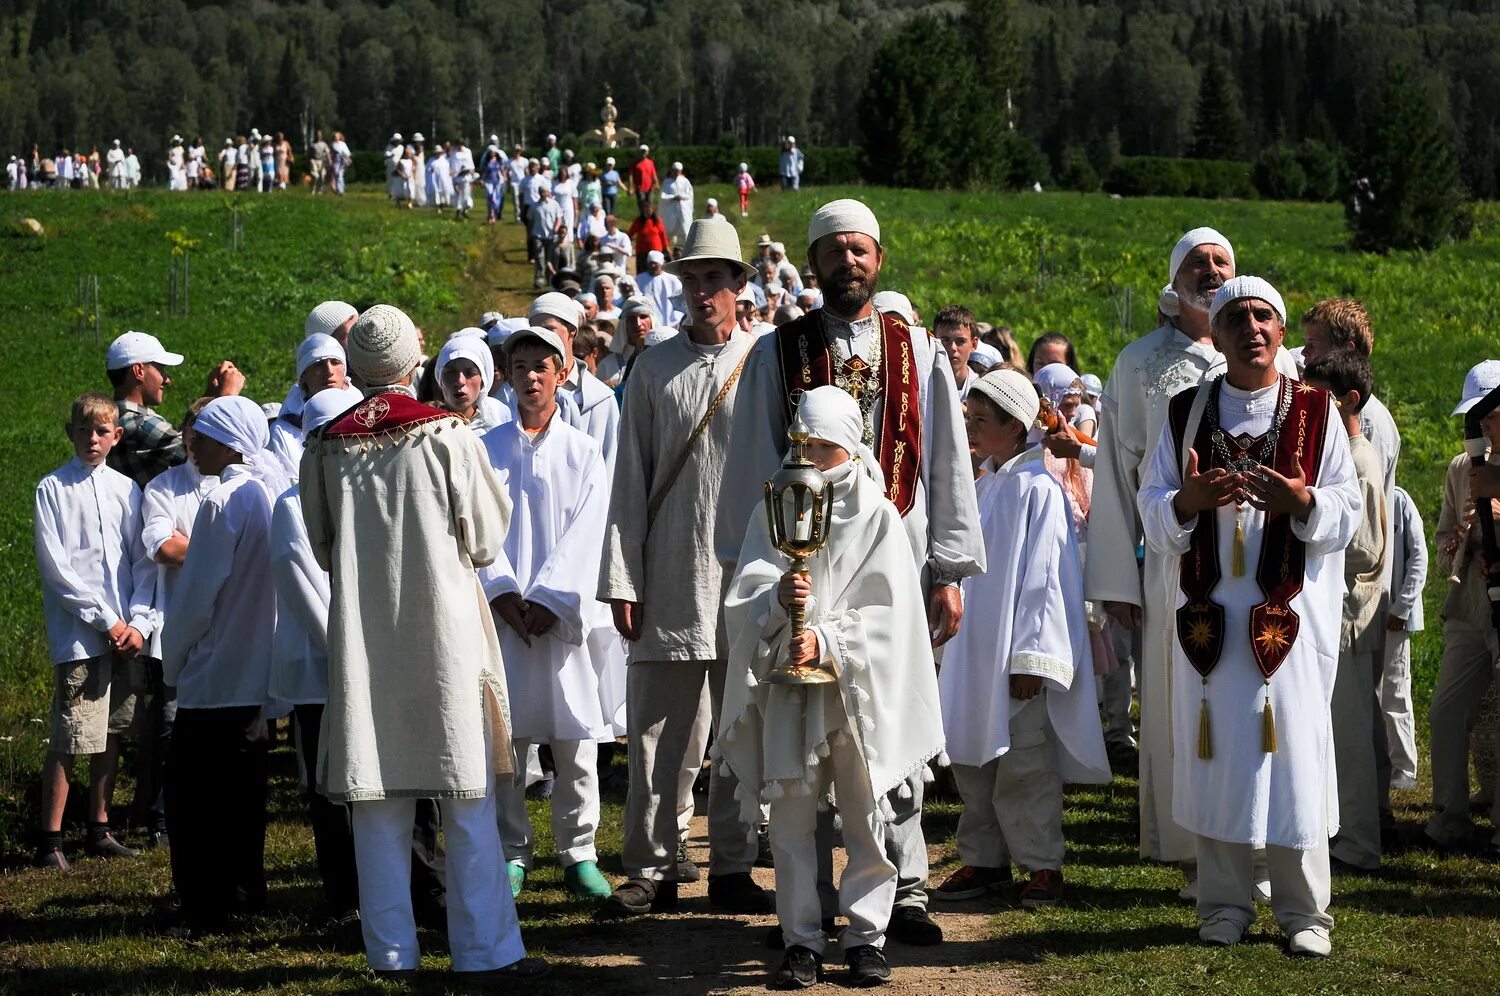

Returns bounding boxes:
[1454,360,1500,416]
[106,331,184,370]
[505,326,567,364]
[1208,275,1285,328]
[970,369,1041,427]
[808,198,880,249]
[664,217,756,279]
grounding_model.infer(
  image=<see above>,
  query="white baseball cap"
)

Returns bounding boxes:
[106,331,184,370]
[1454,360,1500,416]
[505,325,567,364]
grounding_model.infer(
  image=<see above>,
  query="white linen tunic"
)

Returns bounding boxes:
[140,462,218,660]
[939,448,1110,783]
[479,418,618,741]
[34,458,157,664]
[1139,381,1359,849]
[162,464,276,709]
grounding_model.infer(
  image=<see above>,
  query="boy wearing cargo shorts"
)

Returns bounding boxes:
[33,392,156,870]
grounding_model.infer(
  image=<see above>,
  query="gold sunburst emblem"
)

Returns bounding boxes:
[1185,618,1215,650]
[1296,380,1317,394]
[1255,621,1292,655]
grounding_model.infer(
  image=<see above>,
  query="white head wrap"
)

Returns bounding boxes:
[1208,275,1286,327]
[1080,373,1103,399]
[305,300,358,340]
[798,385,882,482]
[346,304,421,386]
[529,291,583,331]
[435,330,496,397]
[1169,227,1234,283]
[1158,283,1180,318]
[644,327,678,348]
[195,396,269,457]
[970,341,1003,371]
[808,198,881,249]
[970,369,1040,428]
[302,386,364,438]
[646,249,665,266]
[295,333,345,379]
[872,290,915,325]
[1032,362,1085,408]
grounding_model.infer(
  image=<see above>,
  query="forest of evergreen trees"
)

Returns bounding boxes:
[1,0,1497,199]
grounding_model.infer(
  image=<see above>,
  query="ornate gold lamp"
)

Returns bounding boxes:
[762,410,837,685]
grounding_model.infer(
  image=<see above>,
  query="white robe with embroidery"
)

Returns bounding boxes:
[718,460,944,823]
[1139,380,1359,849]
[939,448,1110,783]
[1085,322,1297,861]
[479,418,621,740]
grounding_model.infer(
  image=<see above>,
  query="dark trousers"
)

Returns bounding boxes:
[294,705,446,917]
[166,706,269,926]
[602,192,618,216]
[133,658,176,832]
[635,188,653,217]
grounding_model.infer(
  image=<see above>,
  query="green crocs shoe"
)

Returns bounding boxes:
[507,861,527,898]
[563,860,612,900]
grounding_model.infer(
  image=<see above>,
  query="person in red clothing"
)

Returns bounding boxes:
[628,145,657,217]
[628,206,670,273]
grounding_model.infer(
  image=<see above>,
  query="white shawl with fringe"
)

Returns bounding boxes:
[718,459,944,823]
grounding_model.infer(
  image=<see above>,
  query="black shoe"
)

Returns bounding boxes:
[34,846,70,872]
[770,945,821,989]
[755,824,775,868]
[525,776,555,800]
[708,871,773,913]
[765,919,837,949]
[84,832,140,859]
[675,840,700,883]
[601,877,677,917]
[458,957,550,980]
[887,904,942,945]
[845,943,892,986]
[147,830,170,850]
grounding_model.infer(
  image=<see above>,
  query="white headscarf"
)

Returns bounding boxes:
[1032,362,1085,409]
[296,333,345,380]
[435,330,496,397]
[302,386,364,439]
[797,385,883,486]
[195,396,269,457]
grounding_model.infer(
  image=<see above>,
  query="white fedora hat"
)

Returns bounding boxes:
[664,217,756,279]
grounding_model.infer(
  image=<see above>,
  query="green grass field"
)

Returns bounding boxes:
[2,184,1498,993]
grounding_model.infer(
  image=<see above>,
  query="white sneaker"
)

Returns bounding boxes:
[1199,916,1244,946]
[1288,927,1332,957]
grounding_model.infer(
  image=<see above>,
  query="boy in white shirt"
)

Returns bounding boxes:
[480,327,617,901]
[1382,486,1426,789]
[162,396,278,929]
[136,396,218,849]
[933,370,1110,909]
[33,392,157,871]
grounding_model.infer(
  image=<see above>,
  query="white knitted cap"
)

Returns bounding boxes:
[1208,275,1286,327]
[346,304,421,386]
[305,300,358,340]
[808,198,880,249]
[970,369,1040,427]
[1169,227,1234,283]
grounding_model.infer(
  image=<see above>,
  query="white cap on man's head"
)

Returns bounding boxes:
[646,249,665,266]
[305,300,358,340]
[1208,276,1285,328]
[107,331,184,370]
[412,132,425,143]
[506,325,567,363]
[620,296,658,321]
[808,198,880,249]
[606,156,616,165]
[970,369,1041,428]
[529,291,583,331]
[1169,227,1234,283]
[1454,360,1500,416]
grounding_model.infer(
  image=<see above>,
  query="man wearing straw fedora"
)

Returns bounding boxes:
[600,217,770,918]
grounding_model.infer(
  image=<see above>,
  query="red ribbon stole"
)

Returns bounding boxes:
[323,392,447,438]
[1169,376,1331,681]
[774,311,923,515]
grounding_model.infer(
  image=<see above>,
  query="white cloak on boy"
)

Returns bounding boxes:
[718,458,944,824]
[478,417,621,742]
[939,447,1111,784]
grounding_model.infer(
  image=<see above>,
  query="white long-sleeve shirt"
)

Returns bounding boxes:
[34,458,157,664]
[162,464,276,708]
[269,486,331,705]
[140,462,218,660]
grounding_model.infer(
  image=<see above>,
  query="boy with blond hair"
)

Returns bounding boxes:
[33,392,157,870]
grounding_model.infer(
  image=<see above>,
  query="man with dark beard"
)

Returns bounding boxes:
[716,199,984,948]
[1085,228,1300,900]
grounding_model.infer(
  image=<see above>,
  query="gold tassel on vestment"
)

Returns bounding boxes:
[1262,686,1277,754]
[1231,513,1246,578]
[1197,693,1212,761]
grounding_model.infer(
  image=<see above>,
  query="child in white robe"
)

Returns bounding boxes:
[479,327,617,902]
[934,370,1110,909]
[719,386,945,989]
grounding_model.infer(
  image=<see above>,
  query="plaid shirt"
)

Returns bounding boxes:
[107,400,186,488]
